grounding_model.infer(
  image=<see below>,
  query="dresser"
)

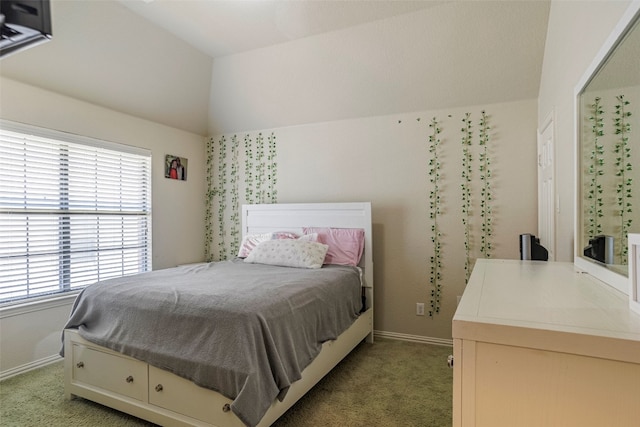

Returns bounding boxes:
[452,259,640,427]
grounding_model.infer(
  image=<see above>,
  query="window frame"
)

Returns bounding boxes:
[0,120,152,306]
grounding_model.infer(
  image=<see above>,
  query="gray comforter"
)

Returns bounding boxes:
[61,259,363,427]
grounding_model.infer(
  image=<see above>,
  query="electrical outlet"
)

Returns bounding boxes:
[416,302,425,316]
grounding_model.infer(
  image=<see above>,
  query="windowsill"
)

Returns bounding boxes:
[0,292,79,318]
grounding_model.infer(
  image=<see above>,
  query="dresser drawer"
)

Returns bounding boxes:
[72,344,147,401]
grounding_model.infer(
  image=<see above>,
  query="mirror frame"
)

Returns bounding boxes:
[574,0,640,295]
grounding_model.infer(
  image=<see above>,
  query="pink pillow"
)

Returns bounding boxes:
[271,231,318,242]
[238,232,273,257]
[272,231,299,240]
[302,227,365,266]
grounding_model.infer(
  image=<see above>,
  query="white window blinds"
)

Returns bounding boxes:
[0,121,152,304]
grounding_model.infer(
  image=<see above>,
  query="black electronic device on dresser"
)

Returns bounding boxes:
[583,235,614,265]
[519,233,549,261]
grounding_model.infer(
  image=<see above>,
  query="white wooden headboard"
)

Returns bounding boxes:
[242,202,374,309]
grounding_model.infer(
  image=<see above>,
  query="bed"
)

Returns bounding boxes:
[62,202,374,427]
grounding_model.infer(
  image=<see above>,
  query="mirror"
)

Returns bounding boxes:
[575,2,640,294]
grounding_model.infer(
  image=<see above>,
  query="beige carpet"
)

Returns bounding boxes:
[0,338,453,427]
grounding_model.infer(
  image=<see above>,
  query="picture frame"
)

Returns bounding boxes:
[630,233,640,315]
[165,154,187,181]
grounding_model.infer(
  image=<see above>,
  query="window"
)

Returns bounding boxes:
[0,120,152,304]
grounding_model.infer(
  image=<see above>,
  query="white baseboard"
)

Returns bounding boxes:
[374,330,453,347]
[0,354,62,381]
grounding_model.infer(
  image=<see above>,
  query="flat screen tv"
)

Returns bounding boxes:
[0,0,52,58]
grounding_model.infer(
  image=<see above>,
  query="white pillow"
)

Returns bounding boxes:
[238,232,318,258]
[244,239,329,269]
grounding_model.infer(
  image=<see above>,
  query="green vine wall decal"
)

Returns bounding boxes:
[428,117,443,317]
[205,137,215,262]
[216,136,228,261]
[587,97,605,238]
[478,111,493,258]
[205,131,280,260]
[244,134,255,204]
[255,132,266,203]
[460,112,473,283]
[267,132,278,203]
[229,135,241,256]
[614,94,633,263]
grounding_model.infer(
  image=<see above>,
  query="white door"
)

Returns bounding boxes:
[538,113,555,260]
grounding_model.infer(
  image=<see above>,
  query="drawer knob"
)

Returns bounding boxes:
[222,403,231,413]
[126,376,134,383]
[155,384,163,392]
[76,362,84,368]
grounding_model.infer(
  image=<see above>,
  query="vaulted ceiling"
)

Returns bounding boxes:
[119,0,447,58]
[0,0,550,136]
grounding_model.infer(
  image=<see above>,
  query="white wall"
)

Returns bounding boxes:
[537,0,633,262]
[212,98,539,341]
[0,77,207,376]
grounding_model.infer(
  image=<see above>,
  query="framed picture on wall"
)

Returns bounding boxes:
[165,154,187,181]
[630,233,640,315]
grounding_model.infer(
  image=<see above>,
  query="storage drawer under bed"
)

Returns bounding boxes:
[148,365,239,425]
[71,343,148,401]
